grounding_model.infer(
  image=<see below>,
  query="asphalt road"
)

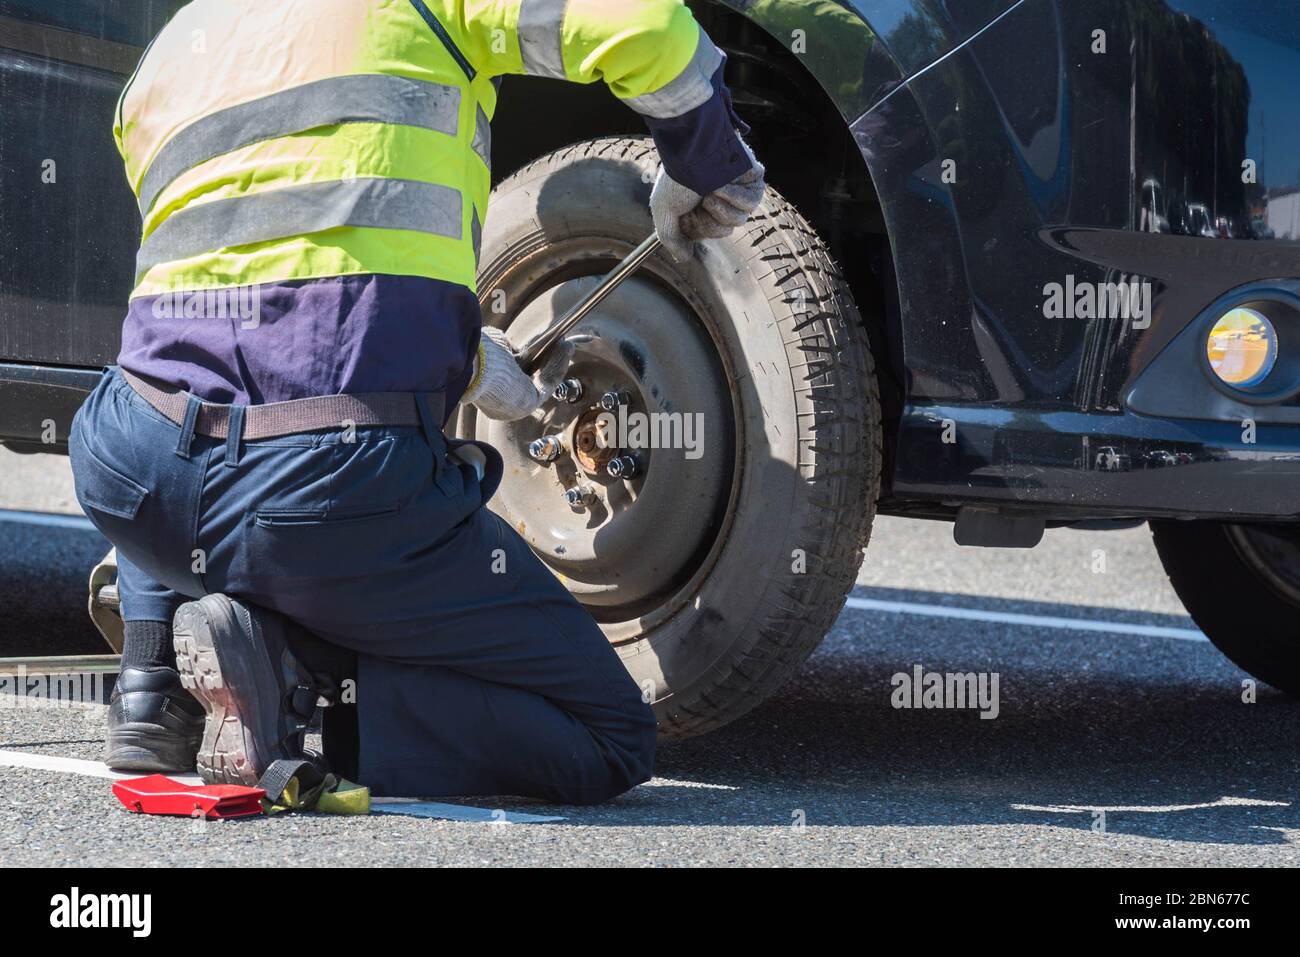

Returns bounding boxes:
[2,448,1298,867]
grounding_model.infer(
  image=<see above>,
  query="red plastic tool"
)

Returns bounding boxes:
[112,774,265,819]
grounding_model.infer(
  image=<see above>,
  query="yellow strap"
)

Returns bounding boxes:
[262,774,371,816]
[316,779,372,816]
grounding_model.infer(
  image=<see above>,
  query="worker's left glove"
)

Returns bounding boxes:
[651,139,766,261]
[462,326,574,422]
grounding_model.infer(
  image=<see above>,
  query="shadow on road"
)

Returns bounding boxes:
[610,586,1299,846]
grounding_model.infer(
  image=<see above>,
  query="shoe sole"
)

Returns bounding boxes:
[105,724,201,773]
[173,595,267,787]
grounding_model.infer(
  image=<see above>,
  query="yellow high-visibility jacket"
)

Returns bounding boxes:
[116,0,745,299]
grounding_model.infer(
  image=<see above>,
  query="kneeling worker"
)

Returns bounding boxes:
[72,0,766,803]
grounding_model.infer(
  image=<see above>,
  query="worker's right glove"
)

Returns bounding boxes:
[462,326,575,422]
[651,139,767,262]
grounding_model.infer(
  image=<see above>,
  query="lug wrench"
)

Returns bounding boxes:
[518,234,661,373]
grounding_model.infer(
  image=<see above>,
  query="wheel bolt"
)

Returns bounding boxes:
[553,378,584,403]
[606,455,640,479]
[565,484,597,508]
[528,435,564,463]
[599,390,629,412]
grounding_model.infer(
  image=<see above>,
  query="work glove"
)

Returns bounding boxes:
[651,139,766,261]
[462,326,574,422]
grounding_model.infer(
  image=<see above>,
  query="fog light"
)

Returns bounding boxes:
[1206,307,1277,387]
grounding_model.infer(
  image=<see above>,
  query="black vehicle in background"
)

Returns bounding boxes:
[3,0,1299,735]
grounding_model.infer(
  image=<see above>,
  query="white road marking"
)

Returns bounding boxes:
[0,748,192,783]
[844,596,1207,642]
[0,749,564,822]
[641,777,738,791]
[370,799,563,823]
[0,509,96,532]
[1013,796,1288,814]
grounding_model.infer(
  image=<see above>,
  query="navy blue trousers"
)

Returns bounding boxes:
[69,369,656,803]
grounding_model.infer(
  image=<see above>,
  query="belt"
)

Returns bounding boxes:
[121,369,446,441]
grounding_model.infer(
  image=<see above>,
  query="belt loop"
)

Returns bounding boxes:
[427,391,446,430]
[225,404,246,467]
[416,393,458,493]
[174,394,202,460]
[415,393,441,454]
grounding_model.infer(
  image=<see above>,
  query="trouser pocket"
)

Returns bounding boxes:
[71,434,148,522]
[253,504,401,528]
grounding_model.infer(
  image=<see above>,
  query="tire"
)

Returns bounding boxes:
[1151,519,1300,694]
[464,136,881,738]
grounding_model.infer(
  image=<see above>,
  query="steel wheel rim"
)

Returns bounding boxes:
[466,236,742,643]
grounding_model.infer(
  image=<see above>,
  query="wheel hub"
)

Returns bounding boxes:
[475,275,732,624]
[570,407,618,475]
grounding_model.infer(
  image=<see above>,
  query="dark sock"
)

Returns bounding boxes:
[283,621,357,687]
[322,699,360,781]
[121,619,175,671]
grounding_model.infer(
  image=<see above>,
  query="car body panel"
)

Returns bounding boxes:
[720,0,1021,119]
[0,2,183,368]
[845,0,1300,518]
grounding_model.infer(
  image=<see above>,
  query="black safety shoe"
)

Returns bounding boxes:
[172,594,326,787]
[105,667,206,772]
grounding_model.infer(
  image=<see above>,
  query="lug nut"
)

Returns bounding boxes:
[528,435,564,463]
[599,390,629,412]
[606,455,640,479]
[565,484,596,507]
[553,378,584,403]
